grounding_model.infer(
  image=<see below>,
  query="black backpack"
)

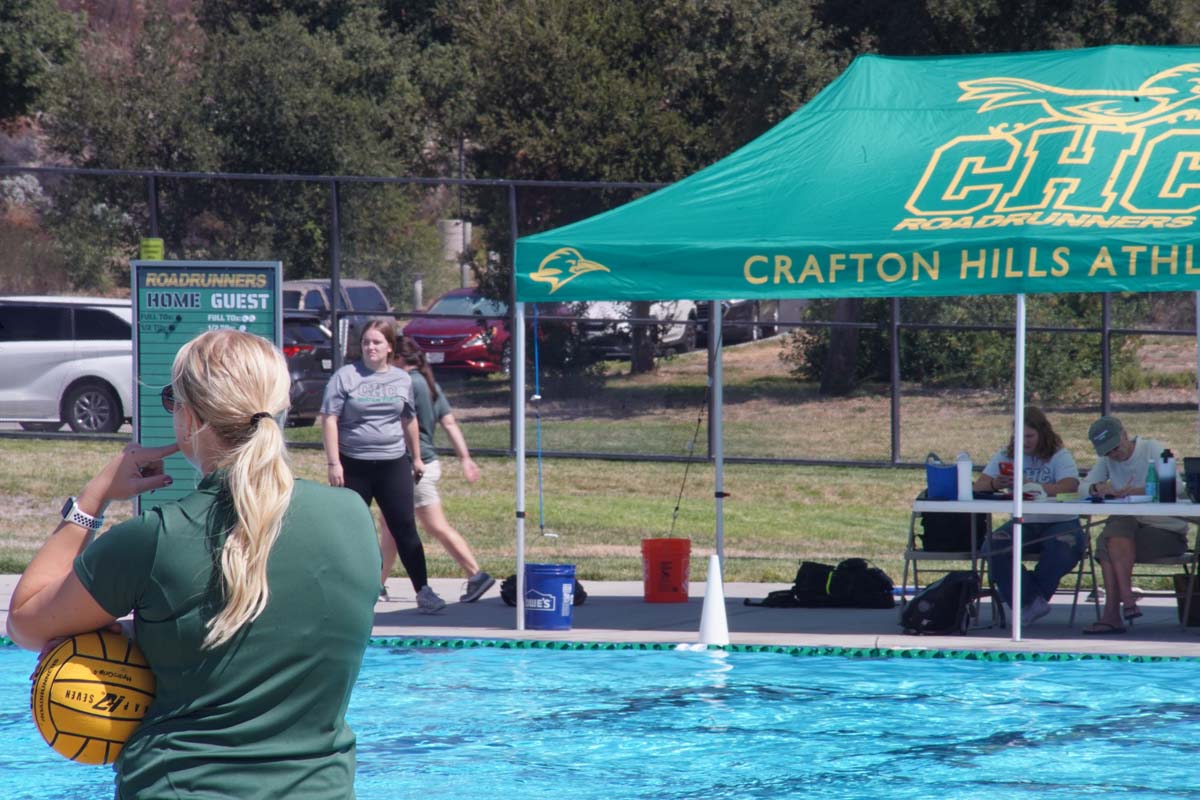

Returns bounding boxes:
[919,512,988,552]
[500,575,588,607]
[899,571,980,635]
[745,559,895,609]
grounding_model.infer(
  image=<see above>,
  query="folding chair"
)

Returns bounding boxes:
[1087,517,1200,630]
[988,527,1100,628]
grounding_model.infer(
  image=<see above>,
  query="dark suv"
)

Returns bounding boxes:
[282,311,334,426]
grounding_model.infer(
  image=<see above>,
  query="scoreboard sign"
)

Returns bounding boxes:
[131,260,282,507]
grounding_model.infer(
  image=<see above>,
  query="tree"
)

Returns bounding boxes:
[0,0,79,122]
[40,5,442,298]
[442,0,848,371]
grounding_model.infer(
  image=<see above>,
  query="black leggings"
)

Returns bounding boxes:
[340,453,427,592]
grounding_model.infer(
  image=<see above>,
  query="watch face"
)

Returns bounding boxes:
[61,497,75,517]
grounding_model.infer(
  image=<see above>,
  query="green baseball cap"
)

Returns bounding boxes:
[1088,415,1123,456]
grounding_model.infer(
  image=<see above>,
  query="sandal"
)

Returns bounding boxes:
[1083,621,1127,635]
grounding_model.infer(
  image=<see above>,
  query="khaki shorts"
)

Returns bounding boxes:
[413,459,442,508]
[1095,516,1188,562]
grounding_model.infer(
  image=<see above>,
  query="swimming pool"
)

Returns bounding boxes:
[2,641,1199,799]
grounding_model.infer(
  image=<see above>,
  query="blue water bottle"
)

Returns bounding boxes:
[1146,462,1159,502]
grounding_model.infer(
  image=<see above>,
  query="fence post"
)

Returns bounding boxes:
[508,183,519,454]
[1101,293,1111,416]
[890,297,901,464]
[412,273,424,311]
[145,175,159,238]
[330,179,344,371]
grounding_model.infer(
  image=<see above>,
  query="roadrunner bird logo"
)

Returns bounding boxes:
[530,247,610,294]
[959,63,1200,133]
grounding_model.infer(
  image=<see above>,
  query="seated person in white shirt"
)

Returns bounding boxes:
[1079,415,1188,635]
[973,406,1084,628]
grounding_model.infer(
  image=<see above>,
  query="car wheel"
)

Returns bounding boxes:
[20,421,63,432]
[65,381,122,433]
[675,316,698,353]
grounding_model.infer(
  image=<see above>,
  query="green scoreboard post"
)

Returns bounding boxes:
[131,260,283,508]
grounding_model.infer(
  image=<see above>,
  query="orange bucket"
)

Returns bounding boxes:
[641,538,691,603]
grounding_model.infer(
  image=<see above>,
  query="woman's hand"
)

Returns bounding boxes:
[79,441,178,509]
[412,457,426,484]
[461,456,481,483]
[328,462,344,487]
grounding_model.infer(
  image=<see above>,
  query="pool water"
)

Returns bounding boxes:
[3,644,1200,799]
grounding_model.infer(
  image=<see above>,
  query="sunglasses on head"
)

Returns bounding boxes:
[161,385,177,414]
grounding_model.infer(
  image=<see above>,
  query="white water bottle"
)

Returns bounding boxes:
[956,452,973,501]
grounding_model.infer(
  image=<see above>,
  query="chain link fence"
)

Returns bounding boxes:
[3,165,1198,466]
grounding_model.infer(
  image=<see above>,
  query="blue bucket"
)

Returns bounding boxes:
[524,563,576,631]
[925,463,957,500]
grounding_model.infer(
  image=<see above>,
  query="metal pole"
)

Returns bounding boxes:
[146,175,159,238]
[514,300,527,631]
[1012,294,1027,642]
[890,297,901,465]
[509,183,526,630]
[329,180,344,371]
[508,184,519,453]
[1101,293,1112,416]
[459,135,467,289]
[710,301,725,566]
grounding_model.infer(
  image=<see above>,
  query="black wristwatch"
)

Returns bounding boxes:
[61,497,105,530]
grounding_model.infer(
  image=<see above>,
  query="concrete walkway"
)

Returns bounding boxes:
[5,574,1199,658]
[373,575,1200,658]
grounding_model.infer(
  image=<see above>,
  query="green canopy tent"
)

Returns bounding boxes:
[512,45,1200,639]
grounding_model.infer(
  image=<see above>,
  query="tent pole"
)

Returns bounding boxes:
[710,301,725,567]
[1011,295,1027,642]
[514,302,527,631]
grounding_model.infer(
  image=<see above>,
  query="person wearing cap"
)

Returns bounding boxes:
[1079,415,1188,634]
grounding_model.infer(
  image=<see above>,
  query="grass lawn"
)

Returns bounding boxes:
[2,334,1197,590]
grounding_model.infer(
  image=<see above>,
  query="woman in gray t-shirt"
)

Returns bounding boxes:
[320,320,445,613]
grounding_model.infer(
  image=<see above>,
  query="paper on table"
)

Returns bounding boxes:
[1104,495,1153,504]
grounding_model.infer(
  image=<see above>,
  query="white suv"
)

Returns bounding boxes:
[0,296,132,433]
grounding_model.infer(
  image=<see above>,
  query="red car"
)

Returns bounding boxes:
[402,288,516,376]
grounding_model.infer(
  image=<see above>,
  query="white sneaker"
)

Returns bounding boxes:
[416,585,446,614]
[1021,595,1052,627]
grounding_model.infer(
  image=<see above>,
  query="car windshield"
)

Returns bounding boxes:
[429,294,508,317]
[282,290,302,309]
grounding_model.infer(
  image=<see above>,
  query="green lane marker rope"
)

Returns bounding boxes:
[1,635,1190,663]
[363,637,1198,663]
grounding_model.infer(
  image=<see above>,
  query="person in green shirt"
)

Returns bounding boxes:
[8,329,380,799]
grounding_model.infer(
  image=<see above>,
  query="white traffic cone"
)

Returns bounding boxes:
[698,553,730,646]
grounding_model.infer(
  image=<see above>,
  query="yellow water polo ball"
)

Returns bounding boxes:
[30,630,156,765]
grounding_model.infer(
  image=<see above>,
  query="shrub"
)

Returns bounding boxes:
[781,294,1147,402]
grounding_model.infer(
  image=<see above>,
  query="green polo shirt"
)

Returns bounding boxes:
[75,474,381,799]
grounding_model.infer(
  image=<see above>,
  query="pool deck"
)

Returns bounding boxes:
[376,575,1200,658]
[5,574,1200,658]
